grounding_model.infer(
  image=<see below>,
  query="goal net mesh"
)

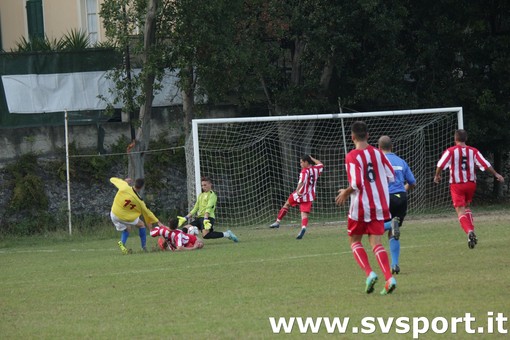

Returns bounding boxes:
[185,109,460,227]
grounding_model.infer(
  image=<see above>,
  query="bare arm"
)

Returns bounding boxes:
[295,182,304,195]
[309,155,322,165]
[336,186,354,206]
[487,167,505,182]
[434,167,442,183]
[405,183,416,191]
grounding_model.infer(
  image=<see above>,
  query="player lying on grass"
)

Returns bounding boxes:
[150,218,204,251]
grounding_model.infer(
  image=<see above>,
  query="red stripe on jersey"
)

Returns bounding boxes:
[345,146,393,222]
[298,164,324,202]
[437,145,491,183]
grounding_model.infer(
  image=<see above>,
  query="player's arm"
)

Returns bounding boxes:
[309,155,322,166]
[487,166,505,182]
[110,177,130,190]
[404,163,416,191]
[434,150,451,183]
[382,153,395,183]
[295,181,304,195]
[434,167,442,183]
[187,197,200,218]
[336,186,354,206]
[204,193,217,219]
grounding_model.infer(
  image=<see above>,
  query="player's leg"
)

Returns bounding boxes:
[367,222,396,295]
[296,202,311,239]
[135,220,148,252]
[348,220,377,293]
[201,218,238,242]
[270,197,292,228]
[111,211,133,254]
[389,194,407,274]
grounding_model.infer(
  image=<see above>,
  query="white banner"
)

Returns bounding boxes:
[2,69,183,113]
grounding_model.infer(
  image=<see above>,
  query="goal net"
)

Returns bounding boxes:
[185,108,463,227]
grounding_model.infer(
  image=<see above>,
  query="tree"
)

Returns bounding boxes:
[101,0,166,181]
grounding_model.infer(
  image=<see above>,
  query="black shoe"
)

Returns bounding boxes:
[296,228,306,239]
[468,231,477,249]
[391,217,401,240]
[391,265,400,275]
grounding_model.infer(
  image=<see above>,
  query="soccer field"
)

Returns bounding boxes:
[1,213,509,339]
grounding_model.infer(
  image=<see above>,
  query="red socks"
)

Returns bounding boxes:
[458,214,474,234]
[351,242,372,276]
[373,244,392,280]
[277,207,289,221]
[150,226,170,238]
[302,217,308,228]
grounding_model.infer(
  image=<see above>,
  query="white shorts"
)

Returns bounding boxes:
[110,211,140,231]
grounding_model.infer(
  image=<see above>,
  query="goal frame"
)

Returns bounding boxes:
[190,107,464,200]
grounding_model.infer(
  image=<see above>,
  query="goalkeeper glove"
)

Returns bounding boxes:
[203,219,212,230]
[177,216,188,227]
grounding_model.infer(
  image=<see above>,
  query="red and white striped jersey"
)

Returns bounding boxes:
[345,145,394,222]
[297,164,324,202]
[150,226,195,248]
[168,229,194,248]
[437,145,491,184]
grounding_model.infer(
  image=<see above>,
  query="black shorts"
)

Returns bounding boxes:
[191,217,215,232]
[389,192,408,226]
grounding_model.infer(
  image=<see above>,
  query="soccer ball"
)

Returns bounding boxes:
[187,226,199,235]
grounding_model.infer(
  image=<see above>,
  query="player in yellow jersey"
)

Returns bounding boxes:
[110,177,163,254]
[182,177,238,242]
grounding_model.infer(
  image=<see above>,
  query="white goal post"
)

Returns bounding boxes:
[185,107,463,227]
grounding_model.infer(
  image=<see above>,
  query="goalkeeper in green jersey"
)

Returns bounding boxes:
[181,177,238,242]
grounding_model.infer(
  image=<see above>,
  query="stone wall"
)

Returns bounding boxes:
[0,105,243,228]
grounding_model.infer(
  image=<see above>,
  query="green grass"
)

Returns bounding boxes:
[1,213,509,339]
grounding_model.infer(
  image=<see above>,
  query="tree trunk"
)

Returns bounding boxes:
[290,36,306,86]
[319,52,335,94]
[182,64,195,138]
[127,0,158,190]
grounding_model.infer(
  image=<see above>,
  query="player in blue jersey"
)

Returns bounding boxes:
[378,136,416,274]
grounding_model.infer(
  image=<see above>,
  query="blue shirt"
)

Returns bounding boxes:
[385,153,416,194]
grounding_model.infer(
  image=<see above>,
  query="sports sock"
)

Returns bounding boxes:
[121,230,129,245]
[150,226,170,238]
[389,237,400,267]
[384,221,391,231]
[351,242,372,276]
[277,207,289,221]
[223,231,229,237]
[465,208,474,225]
[373,244,392,280]
[301,217,308,228]
[458,214,473,234]
[139,227,147,249]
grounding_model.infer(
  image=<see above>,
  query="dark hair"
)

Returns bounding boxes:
[301,155,314,164]
[201,176,213,184]
[351,121,368,140]
[134,178,145,189]
[455,129,468,143]
[168,218,178,230]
